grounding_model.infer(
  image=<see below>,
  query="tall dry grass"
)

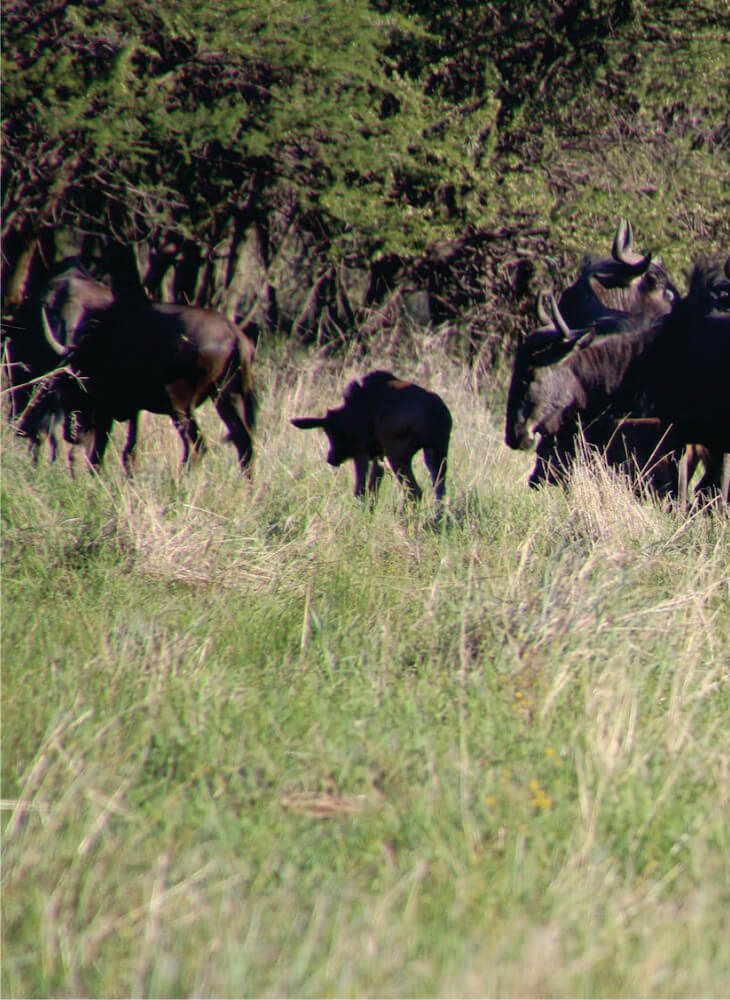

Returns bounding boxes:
[2,337,729,997]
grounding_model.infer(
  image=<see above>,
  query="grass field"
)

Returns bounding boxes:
[2,339,729,998]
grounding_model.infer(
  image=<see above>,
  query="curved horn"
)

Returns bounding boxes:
[41,306,69,356]
[612,217,634,263]
[612,217,653,273]
[536,290,553,326]
[549,294,573,340]
[624,252,652,275]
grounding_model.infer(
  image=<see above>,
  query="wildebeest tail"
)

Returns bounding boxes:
[242,381,258,435]
[239,348,257,434]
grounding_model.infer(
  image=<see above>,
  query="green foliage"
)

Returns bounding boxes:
[3,0,489,256]
[2,1,729,341]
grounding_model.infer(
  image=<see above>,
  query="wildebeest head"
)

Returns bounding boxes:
[548,219,678,329]
[505,298,592,450]
[42,261,115,350]
[291,402,368,466]
[506,354,588,450]
[682,258,730,315]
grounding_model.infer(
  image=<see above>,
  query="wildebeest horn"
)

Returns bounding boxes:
[612,217,652,272]
[291,416,326,430]
[625,252,652,275]
[536,290,553,326]
[612,218,633,263]
[41,306,69,356]
[549,295,573,340]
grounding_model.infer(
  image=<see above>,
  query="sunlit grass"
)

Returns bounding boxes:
[2,338,729,997]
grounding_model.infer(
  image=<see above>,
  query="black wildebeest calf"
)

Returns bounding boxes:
[291,370,452,502]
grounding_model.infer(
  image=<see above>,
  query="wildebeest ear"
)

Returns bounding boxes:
[291,417,326,430]
[575,331,595,350]
[343,379,363,404]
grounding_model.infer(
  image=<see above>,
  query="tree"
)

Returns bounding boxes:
[3,0,728,350]
[2,0,492,318]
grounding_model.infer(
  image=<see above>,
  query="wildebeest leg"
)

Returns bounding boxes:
[677,448,691,513]
[720,453,730,510]
[693,448,728,507]
[388,456,422,501]
[122,416,139,476]
[215,395,253,469]
[188,415,206,456]
[676,440,707,511]
[367,459,385,497]
[353,455,369,497]
[529,435,571,488]
[28,435,42,465]
[87,413,112,469]
[424,447,448,500]
[48,427,58,463]
[171,411,206,466]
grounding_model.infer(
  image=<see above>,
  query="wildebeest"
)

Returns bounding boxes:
[505,264,730,508]
[3,311,58,461]
[291,370,452,502]
[540,217,679,330]
[523,220,702,498]
[41,269,257,473]
[513,295,689,498]
[2,295,78,464]
[3,261,120,467]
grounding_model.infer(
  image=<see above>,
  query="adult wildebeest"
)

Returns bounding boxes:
[41,272,257,473]
[291,370,452,503]
[3,260,120,467]
[524,220,697,496]
[505,265,730,508]
[3,303,65,462]
[517,295,688,497]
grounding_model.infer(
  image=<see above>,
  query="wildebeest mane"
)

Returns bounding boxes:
[343,369,398,404]
[552,320,662,400]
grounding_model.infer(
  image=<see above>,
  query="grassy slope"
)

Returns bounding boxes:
[2,342,729,998]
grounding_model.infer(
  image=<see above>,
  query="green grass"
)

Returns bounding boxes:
[2,341,729,998]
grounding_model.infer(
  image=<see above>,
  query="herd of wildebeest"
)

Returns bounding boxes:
[2,219,729,511]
